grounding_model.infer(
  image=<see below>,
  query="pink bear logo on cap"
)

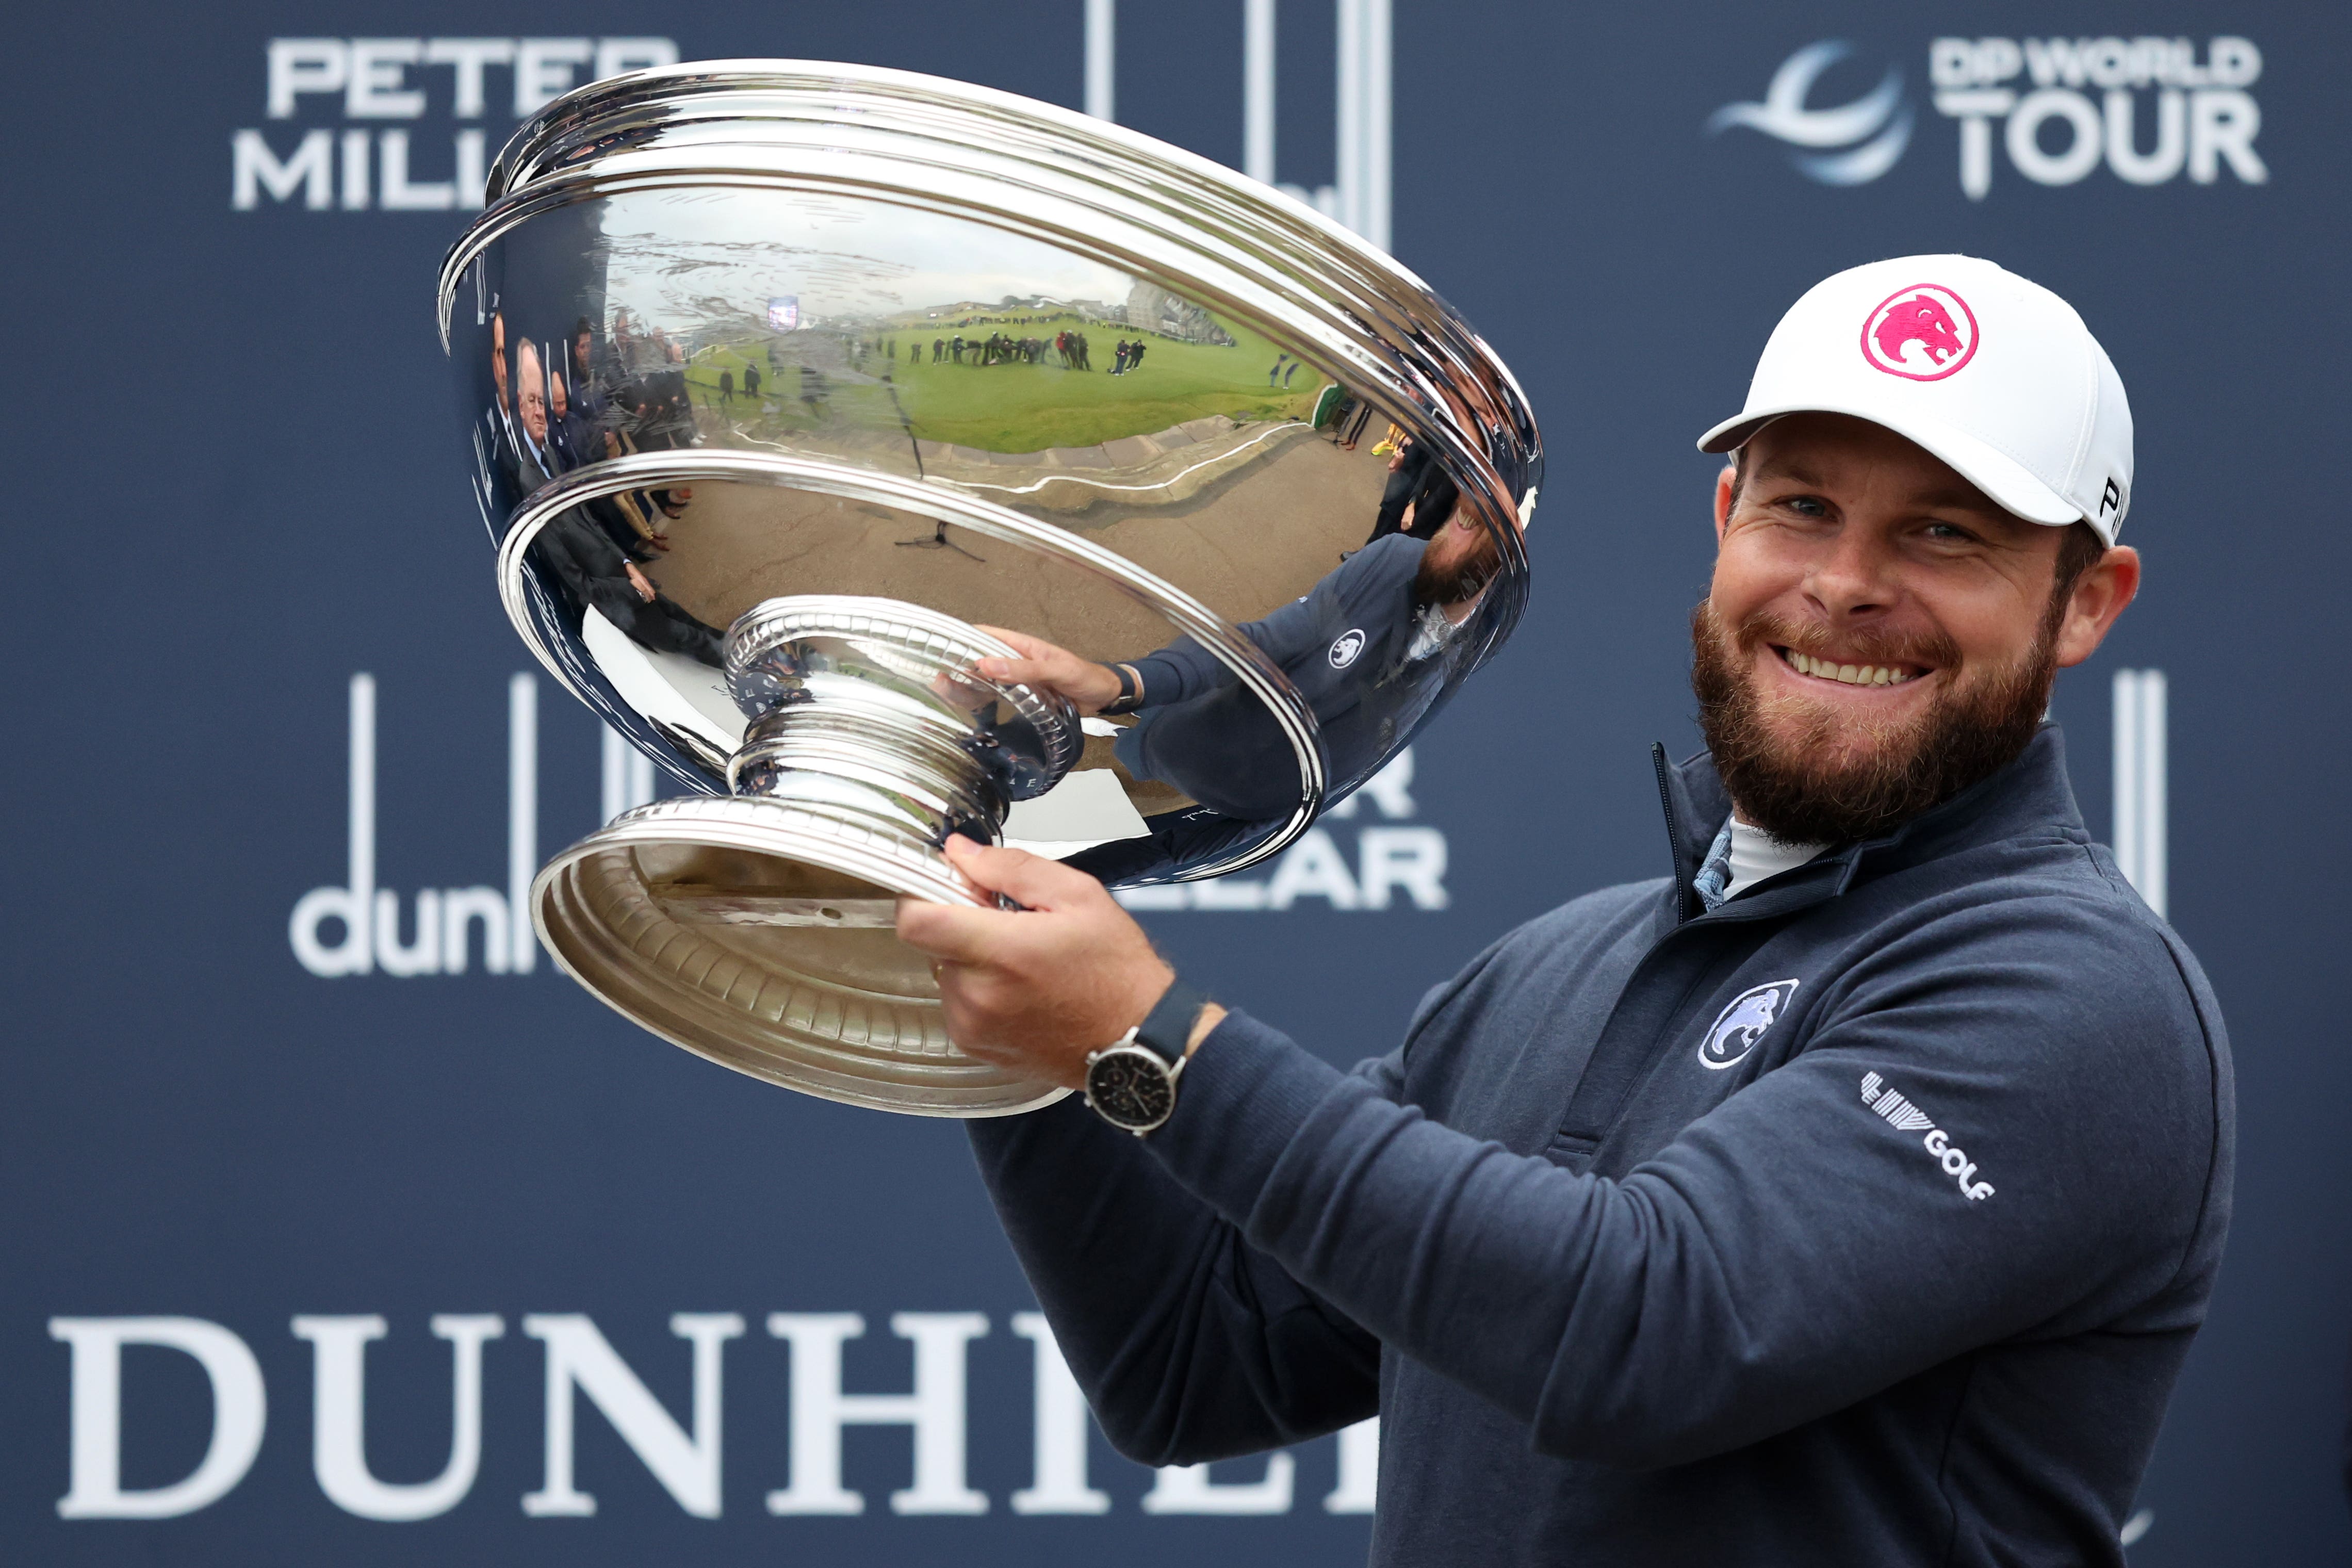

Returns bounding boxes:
[1859,284,1979,381]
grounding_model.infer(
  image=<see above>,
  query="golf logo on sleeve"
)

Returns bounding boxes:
[1860,1071,1997,1201]
[1697,978,1801,1069]
[1859,284,1979,380]
[1328,628,1367,669]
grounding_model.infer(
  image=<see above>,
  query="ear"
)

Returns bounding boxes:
[2053,545,2141,668]
[1713,463,1737,544]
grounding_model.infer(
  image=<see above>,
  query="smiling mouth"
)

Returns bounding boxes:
[1774,646,1927,688]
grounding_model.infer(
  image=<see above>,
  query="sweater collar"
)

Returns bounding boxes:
[1652,724,2088,925]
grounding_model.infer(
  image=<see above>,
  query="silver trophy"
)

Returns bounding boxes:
[438,61,1540,1116]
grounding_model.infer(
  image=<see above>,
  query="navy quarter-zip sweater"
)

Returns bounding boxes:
[970,728,2233,1566]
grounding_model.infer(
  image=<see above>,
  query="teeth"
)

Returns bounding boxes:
[1784,649,1918,687]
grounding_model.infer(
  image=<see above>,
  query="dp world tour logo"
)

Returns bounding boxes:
[1708,41,1912,186]
[1698,979,1802,1070]
[1860,284,1979,380]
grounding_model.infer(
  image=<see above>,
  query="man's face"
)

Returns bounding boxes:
[575,331,592,370]
[1694,413,2135,842]
[491,315,509,409]
[515,345,547,444]
[549,373,569,421]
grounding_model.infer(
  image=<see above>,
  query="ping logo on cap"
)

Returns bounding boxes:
[1859,284,1979,381]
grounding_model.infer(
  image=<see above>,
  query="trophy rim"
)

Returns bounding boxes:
[534,795,1073,1118]
[436,58,1538,602]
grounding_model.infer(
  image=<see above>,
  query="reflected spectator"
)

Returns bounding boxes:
[1402,463,1461,542]
[548,370,594,471]
[1365,439,1458,546]
[1365,432,1430,544]
[533,505,724,668]
[591,425,668,555]
[743,360,761,400]
[513,340,555,481]
[484,311,520,472]
[569,316,608,429]
[490,312,511,426]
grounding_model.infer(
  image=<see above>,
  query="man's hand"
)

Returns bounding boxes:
[971,627,1124,714]
[896,836,1173,1089]
[624,562,658,603]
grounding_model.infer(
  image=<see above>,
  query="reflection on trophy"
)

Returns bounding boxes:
[438,61,1540,1116]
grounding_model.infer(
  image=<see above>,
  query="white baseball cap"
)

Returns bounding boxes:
[1697,255,2134,544]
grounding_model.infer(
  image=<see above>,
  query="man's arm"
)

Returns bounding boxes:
[903,846,2225,1469]
[968,1069,1389,1464]
[1140,898,2224,1466]
[972,541,1416,715]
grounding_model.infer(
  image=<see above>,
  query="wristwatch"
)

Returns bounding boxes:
[1083,980,1207,1136]
[1098,662,1147,716]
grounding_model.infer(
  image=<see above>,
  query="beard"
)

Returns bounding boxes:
[1413,527,1501,606]
[1689,599,2060,845]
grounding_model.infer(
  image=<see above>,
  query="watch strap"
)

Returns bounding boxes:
[1132,979,1207,1066]
[1100,662,1145,715]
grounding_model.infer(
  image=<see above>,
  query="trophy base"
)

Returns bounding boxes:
[532,793,1070,1117]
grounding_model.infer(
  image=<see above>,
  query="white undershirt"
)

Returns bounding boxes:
[1722,818,1830,899]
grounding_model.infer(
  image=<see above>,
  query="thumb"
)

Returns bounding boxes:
[942,834,1103,912]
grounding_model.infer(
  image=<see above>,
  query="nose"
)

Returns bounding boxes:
[1803,526,1901,623]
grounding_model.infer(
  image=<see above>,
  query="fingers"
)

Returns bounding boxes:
[894,897,1020,964]
[941,835,1104,912]
[893,841,1101,959]
[970,655,1058,689]
[973,625,1060,662]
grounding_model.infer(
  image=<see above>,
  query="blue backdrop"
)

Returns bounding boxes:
[4,2,2344,1562]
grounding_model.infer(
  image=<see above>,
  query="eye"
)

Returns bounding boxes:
[1922,520,1978,543]
[1776,494,1829,518]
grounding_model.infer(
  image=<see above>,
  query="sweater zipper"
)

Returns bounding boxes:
[1651,742,1694,926]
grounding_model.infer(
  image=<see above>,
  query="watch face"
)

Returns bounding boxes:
[1087,1048,1174,1129]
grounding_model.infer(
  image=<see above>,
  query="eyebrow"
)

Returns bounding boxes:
[1910,486,2009,517]
[1749,462,2007,519]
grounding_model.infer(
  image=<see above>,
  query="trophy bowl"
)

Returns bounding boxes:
[438,60,1540,1116]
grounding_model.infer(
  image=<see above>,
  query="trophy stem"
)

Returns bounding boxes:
[527,597,1082,1116]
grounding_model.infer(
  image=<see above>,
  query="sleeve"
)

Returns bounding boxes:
[1126,550,1373,708]
[1127,635,1229,710]
[967,1067,1390,1464]
[1141,896,2223,1467]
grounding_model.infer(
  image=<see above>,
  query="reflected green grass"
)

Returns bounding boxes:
[687,312,1320,453]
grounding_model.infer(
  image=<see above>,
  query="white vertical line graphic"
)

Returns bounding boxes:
[1335,0,1362,234]
[2112,668,2169,917]
[348,673,377,958]
[1331,0,1392,248]
[509,673,538,973]
[602,725,657,823]
[1243,0,1277,184]
[1085,0,1117,121]
[1360,0,1390,250]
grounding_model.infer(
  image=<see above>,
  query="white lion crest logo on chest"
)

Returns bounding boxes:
[1697,979,1802,1070]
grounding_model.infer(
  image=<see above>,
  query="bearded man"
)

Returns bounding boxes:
[899,256,2232,1566]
